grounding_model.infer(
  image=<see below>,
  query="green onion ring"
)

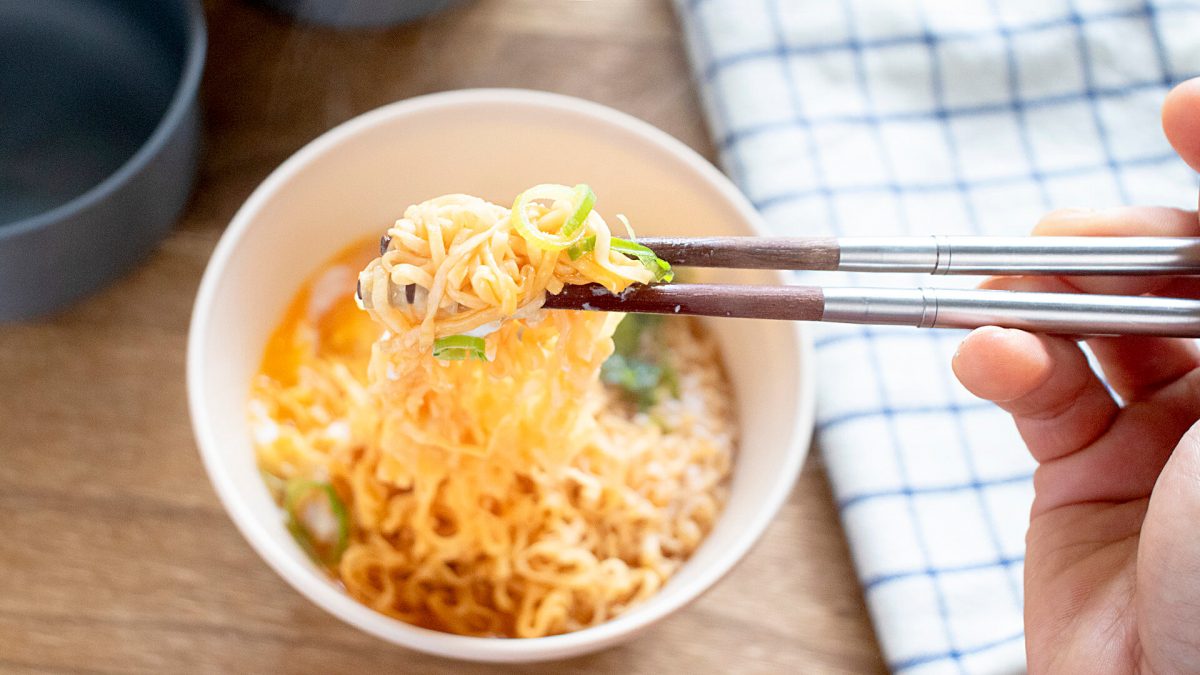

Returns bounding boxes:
[432,334,489,361]
[510,183,589,251]
[284,479,350,568]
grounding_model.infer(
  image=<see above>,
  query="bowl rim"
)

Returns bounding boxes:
[0,0,207,237]
[187,88,817,662]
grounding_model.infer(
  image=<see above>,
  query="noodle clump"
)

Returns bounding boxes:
[251,188,735,637]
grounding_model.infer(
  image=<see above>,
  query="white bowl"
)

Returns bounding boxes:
[188,89,816,662]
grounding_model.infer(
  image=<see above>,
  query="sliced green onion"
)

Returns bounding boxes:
[660,361,681,398]
[559,184,596,239]
[433,334,488,361]
[510,184,589,252]
[284,479,350,568]
[611,311,659,355]
[567,235,596,261]
[611,237,674,283]
[601,354,663,409]
[603,314,679,410]
[569,235,674,282]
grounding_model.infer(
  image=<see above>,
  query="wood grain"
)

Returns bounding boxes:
[544,283,827,322]
[0,1,886,672]
[637,236,842,271]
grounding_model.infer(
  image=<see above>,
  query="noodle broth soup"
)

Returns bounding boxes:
[189,90,815,661]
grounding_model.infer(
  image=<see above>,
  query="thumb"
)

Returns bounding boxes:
[1136,419,1200,674]
[1162,78,1200,174]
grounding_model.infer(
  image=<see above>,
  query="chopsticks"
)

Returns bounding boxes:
[544,235,1200,337]
[360,235,1200,337]
[633,235,1200,275]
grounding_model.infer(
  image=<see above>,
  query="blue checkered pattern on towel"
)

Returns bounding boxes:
[674,1,1200,672]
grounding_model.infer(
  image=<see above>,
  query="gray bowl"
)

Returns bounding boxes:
[0,0,206,321]
[254,0,463,28]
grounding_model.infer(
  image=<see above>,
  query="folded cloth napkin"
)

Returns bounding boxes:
[675,0,1200,672]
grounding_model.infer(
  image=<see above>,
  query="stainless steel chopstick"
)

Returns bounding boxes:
[819,286,1200,336]
[540,283,1200,337]
[633,236,1200,275]
[361,232,1200,337]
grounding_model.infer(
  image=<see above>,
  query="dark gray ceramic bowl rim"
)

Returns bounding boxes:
[0,0,207,239]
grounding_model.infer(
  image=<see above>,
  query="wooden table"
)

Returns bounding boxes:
[0,1,886,672]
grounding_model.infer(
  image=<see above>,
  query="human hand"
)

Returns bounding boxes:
[951,79,1200,674]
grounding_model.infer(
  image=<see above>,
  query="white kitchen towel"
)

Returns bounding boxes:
[674,1,1200,672]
